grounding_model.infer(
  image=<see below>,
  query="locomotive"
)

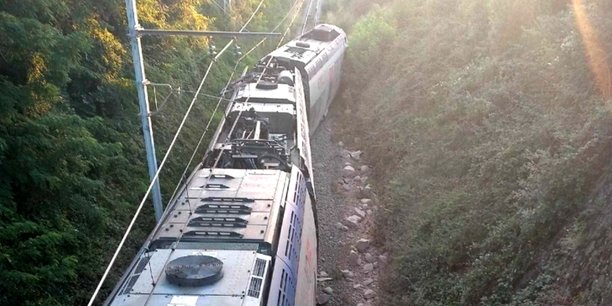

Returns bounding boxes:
[105,24,347,306]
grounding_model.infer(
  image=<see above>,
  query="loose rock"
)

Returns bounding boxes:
[340,149,351,159]
[360,165,370,172]
[360,198,372,205]
[378,254,388,263]
[348,250,359,266]
[342,165,356,177]
[364,289,376,299]
[323,287,333,295]
[345,215,362,228]
[364,253,375,263]
[359,185,373,198]
[363,263,374,273]
[316,293,330,305]
[356,239,370,253]
[354,207,366,218]
[335,222,349,231]
[363,278,374,286]
[319,271,329,277]
[341,269,354,279]
[349,150,363,160]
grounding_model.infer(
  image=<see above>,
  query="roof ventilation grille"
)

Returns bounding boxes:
[256,81,278,90]
[247,277,263,298]
[247,257,269,298]
[295,41,310,48]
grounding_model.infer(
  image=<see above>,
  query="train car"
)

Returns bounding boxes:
[265,24,347,133]
[104,24,346,306]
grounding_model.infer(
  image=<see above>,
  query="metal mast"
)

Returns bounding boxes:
[223,0,232,14]
[125,0,164,221]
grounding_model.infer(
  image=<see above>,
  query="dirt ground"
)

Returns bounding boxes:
[312,109,386,306]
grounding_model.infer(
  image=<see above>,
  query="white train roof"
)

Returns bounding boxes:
[267,24,345,67]
[234,82,296,103]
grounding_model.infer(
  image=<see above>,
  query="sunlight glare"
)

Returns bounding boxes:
[571,0,611,97]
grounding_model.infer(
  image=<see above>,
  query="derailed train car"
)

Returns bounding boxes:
[105,24,346,306]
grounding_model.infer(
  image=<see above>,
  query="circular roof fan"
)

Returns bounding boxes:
[165,255,223,287]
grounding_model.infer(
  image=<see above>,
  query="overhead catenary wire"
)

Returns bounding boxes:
[147,84,222,115]
[153,0,305,207]
[239,0,265,32]
[167,0,307,243]
[209,0,226,13]
[167,0,307,240]
[277,0,307,47]
[164,44,263,206]
[165,0,307,205]
[86,1,267,304]
[207,0,306,175]
[86,46,226,306]
[143,0,308,302]
[301,0,315,35]
[149,83,174,113]
[146,0,299,116]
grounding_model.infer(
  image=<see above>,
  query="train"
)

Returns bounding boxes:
[105,24,347,306]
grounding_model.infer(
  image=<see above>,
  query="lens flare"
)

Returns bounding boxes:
[571,0,611,97]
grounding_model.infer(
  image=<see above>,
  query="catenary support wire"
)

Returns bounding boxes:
[164,0,304,206]
[143,1,308,299]
[86,0,268,304]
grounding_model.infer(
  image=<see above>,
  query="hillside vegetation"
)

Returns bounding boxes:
[327,0,612,304]
[0,0,291,304]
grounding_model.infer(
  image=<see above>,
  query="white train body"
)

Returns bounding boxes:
[267,24,347,133]
[105,24,346,306]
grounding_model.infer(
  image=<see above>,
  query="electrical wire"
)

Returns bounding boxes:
[154,0,305,200]
[207,0,306,175]
[150,0,305,116]
[301,0,315,35]
[86,1,268,304]
[86,46,226,306]
[153,5,308,286]
[164,0,307,205]
[141,0,308,302]
[239,0,265,32]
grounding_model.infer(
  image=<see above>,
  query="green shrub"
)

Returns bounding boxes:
[334,0,612,304]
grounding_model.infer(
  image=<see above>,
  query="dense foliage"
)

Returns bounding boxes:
[0,0,291,304]
[328,0,612,305]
